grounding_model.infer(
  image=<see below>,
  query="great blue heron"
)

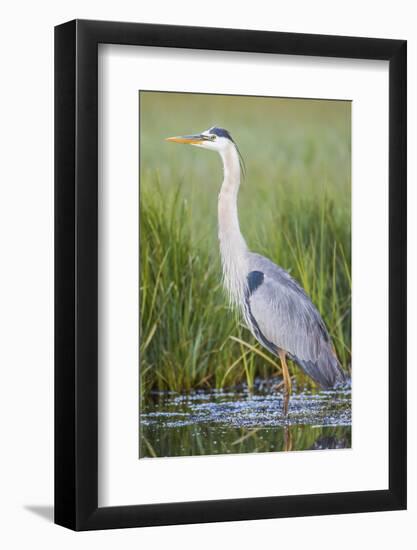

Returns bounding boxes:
[166,127,345,414]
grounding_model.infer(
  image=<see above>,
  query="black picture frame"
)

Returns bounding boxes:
[55,19,407,531]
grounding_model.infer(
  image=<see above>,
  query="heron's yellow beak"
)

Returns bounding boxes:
[165,134,204,145]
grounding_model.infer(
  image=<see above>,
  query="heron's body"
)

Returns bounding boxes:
[166,127,345,412]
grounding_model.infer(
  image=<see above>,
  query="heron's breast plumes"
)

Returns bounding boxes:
[218,201,249,312]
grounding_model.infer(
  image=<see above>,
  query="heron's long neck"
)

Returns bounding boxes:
[218,145,248,306]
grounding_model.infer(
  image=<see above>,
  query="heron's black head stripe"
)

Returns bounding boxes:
[209,126,246,179]
[209,127,234,141]
[247,271,264,295]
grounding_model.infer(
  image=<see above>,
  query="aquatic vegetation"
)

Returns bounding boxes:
[140,385,352,457]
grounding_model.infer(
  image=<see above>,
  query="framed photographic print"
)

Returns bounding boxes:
[55,20,407,530]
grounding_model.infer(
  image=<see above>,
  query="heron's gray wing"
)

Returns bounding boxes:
[246,253,345,388]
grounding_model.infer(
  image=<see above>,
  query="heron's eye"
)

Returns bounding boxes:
[206,135,216,141]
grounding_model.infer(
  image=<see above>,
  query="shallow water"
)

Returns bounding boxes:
[140,384,351,458]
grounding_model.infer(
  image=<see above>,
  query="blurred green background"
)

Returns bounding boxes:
[139,91,351,400]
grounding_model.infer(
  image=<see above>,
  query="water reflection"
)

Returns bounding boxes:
[140,385,351,458]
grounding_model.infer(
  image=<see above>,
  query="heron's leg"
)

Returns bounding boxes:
[283,426,293,452]
[278,349,292,415]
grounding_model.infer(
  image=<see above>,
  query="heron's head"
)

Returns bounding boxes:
[165,127,235,153]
